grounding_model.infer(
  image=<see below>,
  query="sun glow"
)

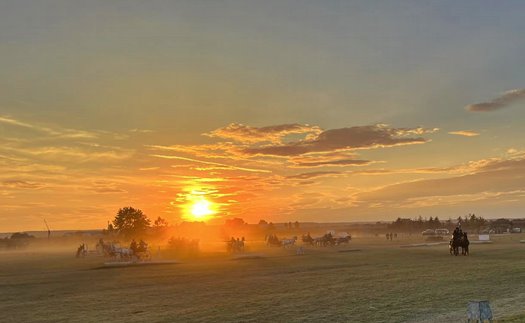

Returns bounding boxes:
[188,197,216,221]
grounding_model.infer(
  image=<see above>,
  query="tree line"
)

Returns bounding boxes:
[389,213,488,232]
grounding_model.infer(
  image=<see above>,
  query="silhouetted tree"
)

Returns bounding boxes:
[294,221,300,229]
[154,216,169,228]
[258,219,268,225]
[112,207,151,238]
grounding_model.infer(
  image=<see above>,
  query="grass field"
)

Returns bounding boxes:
[2,234,525,322]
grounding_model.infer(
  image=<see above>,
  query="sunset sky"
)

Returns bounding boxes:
[1,1,525,231]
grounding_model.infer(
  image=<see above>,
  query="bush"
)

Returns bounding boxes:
[166,237,199,257]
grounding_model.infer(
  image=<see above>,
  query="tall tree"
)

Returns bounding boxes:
[112,207,151,238]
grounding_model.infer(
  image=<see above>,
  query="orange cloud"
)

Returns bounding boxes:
[448,130,480,137]
[204,123,322,143]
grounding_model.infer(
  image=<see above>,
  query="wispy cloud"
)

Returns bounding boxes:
[129,128,155,134]
[355,155,525,207]
[2,179,45,189]
[289,153,372,168]
[204,123,322,143]
[286,171,343,180]
[448,130,480,137]
[151,154,272,173]
[147,142,245,160]
[90,180,127,194]
[2,145,133,162]
[0,115,98,139]
[466,89,525,112]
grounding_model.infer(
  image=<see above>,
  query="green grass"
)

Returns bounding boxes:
[1,234,525,322]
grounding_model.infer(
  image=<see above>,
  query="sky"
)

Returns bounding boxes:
[1,1,525,231]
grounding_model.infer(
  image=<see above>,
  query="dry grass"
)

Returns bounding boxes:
[1,234,525,322]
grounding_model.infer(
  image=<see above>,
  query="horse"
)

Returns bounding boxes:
[96,239,116,257]
[113,247,134,261]
[311,233,336,247]
[336,236,351,245]
[281,236,297,248]
[449,235,469,256]
[265,234,282,247]
[76,244,87,258]
[460,235,469,256]
[302,234,314,246]
[320,233,336,247]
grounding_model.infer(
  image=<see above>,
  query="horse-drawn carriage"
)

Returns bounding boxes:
[265,235,297,248]
[449,233,469,256]
[227,237,245,254]
[96,239,151,262]
[301,232,351,247]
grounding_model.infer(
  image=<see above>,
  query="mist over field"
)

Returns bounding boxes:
[2,1,525,322]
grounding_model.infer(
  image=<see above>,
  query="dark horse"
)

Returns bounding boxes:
[266,234,282,247]
[449,234,469,256]
[302,233,314,246]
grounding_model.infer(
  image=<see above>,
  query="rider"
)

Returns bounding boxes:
[138,239,148,252]
[453,227,460,240]
[130,239,138,254]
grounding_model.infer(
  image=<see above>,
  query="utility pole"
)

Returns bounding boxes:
[44,219,51,239]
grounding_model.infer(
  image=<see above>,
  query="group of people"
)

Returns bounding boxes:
[452,226,469,242]
[386,232,397,240]
[266,234,281,246]
[129,239,148,254]
[227,237,245,253]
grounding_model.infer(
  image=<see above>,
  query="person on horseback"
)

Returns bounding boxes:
[130,239,138,254]
[138,239,147,252]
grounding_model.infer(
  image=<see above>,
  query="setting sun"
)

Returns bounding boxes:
[189,198,215,221]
